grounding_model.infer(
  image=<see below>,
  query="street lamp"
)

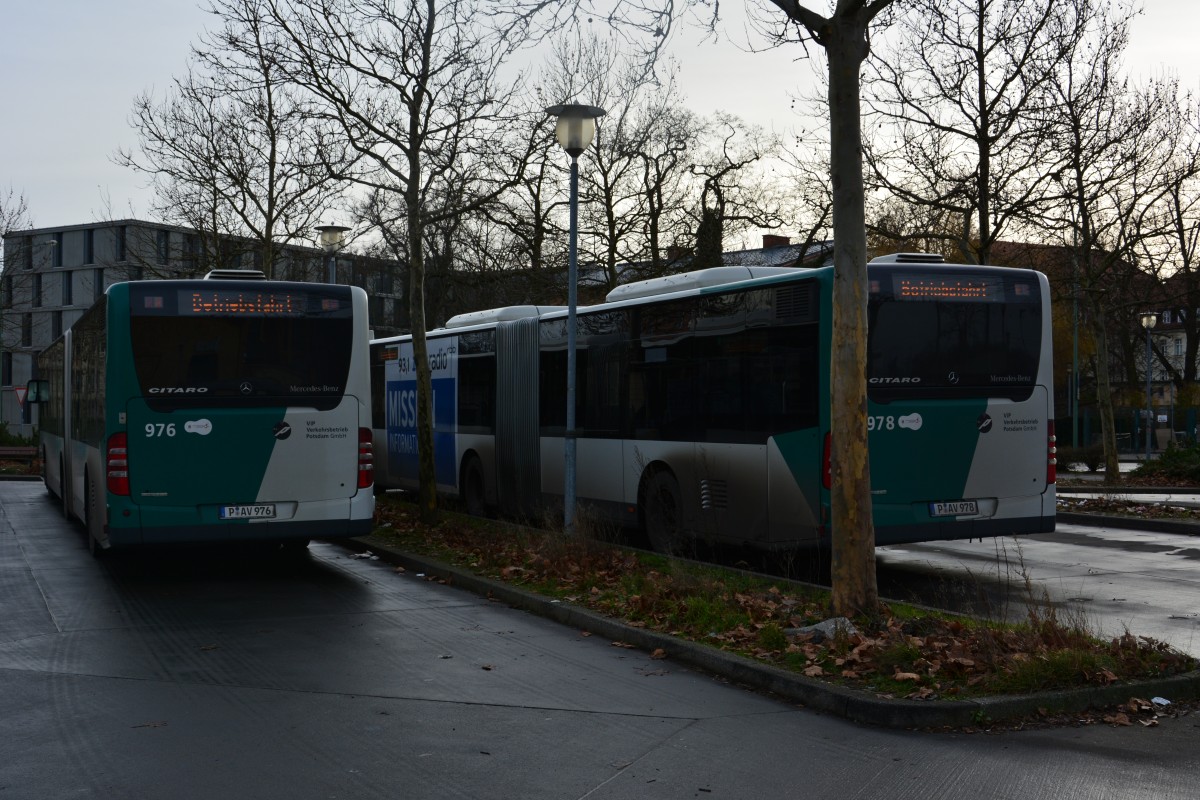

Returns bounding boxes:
[546,102,605,534]
[1140,312,1158,460]
[315,224,351,284]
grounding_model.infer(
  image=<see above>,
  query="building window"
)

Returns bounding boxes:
[94,268,105,301]
[21,314,31,347]
[156,229,170,265]
[32,274,42,308]
[23,237,33,269]
[1,352,11,386]
[117,225,128,262]
[183,233,199,267]
[1176,338,1184,357]
[85,229,95,264]
[62,272,73,306]
[0,276,11,308]
[51,311,63,340]
[52,232,63,267]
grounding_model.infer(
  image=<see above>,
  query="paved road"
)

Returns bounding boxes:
[3,480,1200,799]
[877,523,1200,658]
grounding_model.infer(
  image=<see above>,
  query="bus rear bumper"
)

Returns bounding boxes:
[873,513,1056,547]
[105,517,376,548]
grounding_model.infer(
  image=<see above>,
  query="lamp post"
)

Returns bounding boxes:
[546,102,605,534]
[315,224,351,284]
[1141,312,1158,460]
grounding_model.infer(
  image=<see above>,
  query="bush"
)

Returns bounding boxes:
[0,423,35,447]
[1058,445,1104,473]
[1130,441,1200,484]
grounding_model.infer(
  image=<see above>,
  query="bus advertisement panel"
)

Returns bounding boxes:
[385,337,458,489]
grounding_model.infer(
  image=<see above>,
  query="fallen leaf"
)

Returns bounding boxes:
[650,648,667,659]
[611,641,635,649]
[894,671,921,682]
[804,665,825,677]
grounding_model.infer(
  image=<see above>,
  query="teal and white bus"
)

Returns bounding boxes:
[370,253,1055,552]
[31,270,375,554]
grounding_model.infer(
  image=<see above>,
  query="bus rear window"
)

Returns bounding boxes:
[129,283,354,411]
[867,268,1042,400]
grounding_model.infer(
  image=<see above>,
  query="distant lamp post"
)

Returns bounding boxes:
[546,102,605,534]
[1141,312,1158,460]
[316,224,351,284]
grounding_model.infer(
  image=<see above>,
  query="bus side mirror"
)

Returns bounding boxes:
[25,379,48,404]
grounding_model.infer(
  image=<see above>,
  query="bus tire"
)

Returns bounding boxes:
[280,538,311,557]
[643,470,685,555]
[47,457,62,505]
[84,472,106,558]
[462,455,487,518]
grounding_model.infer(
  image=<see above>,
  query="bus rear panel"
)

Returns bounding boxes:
[40,278,375,551]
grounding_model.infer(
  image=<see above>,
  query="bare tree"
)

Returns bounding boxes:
[116,0,352,275]
[258,0,536,523]
[1130,96,1200,416]
[0,187,31,242]
[1036,0,1190,481]
[0,187,35,344]
[863,0,1088,264]
[688,112,789,265]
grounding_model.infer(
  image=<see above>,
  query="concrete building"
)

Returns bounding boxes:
[0,219,404,438]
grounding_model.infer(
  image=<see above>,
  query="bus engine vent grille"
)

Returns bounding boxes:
[699,479,729,510]
[774,284,814,322]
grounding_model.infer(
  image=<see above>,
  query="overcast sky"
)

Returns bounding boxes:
[2,1,1197,238]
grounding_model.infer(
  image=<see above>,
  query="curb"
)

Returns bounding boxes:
[338,537,1200,730]
[1057,512,1200,535]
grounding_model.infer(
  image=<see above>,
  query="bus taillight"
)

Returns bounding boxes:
[1047,421,1057,485]
[358,428,374,489]
[822,432,831,490]
[107,433,130,496]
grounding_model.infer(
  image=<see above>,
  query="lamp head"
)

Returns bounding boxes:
[545,104,606,157]
[315,224,351,252]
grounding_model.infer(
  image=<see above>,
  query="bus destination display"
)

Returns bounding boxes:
[183,289,306,316]
[889,273,1009,303]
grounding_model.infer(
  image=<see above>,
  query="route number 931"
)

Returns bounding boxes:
[145,423,177,437]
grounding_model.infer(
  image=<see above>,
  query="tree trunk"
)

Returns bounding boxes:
[1086,301,1120,483]
[826,13,878,618]
[408,211,438,525]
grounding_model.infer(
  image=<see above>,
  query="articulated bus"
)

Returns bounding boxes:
[30,270,375,554]
[369,253,1055,552]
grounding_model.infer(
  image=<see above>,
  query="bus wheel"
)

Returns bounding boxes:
[49,458,63,506]
[462,456,487,518]
[277,539,311,559]
[84,473,106,558]
[644,471,684,555]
